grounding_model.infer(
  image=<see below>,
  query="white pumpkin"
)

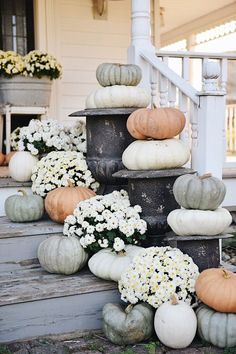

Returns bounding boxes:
[167,208,232,236]
[37,235,88,275]
[154,295,197,349]
[85,85,150,109]
[9,151,39,182]
[122,139,190,170]
[88,245,144,282]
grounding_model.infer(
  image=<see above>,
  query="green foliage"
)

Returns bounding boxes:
[0,346,12,354]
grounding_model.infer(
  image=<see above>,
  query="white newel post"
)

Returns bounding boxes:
[192,62,226,179]
[128,0,155,91]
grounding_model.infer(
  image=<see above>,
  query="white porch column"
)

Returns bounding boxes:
[128,0,155,90]
[192,62,226,179]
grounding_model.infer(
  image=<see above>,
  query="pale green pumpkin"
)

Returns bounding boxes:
[103,302,154,345]
[196,304,236,348]
[5,189,44,222]
[96,63,142,87]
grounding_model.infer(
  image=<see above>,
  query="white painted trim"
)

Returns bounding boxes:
[161,2,236,46]
[140,50,199,104]
[34,0,47,50]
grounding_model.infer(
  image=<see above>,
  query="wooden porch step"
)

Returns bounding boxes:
[0,263,119,343]
[0,216,63,272]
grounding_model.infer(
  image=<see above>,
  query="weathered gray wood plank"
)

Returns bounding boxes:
[0,216,63,238]
[0,267,117,306]
[0,289,120,343]
[0,232,61,272]
[0,177,32,188]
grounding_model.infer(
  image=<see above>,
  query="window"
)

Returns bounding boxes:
[0,0,34,55]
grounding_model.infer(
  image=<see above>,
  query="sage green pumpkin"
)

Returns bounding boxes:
[96,63,142,87]
[38,235,88,275]
[173,173,226,210]
[196,304,236,348]
[5,189,44,222]
[103,302,154,345]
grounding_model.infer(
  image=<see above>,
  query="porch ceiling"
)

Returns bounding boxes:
[160,0,236,43]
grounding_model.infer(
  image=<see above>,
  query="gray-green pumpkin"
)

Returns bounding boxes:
[96,63,142,87]
[196,304,236,348]
[5,189,44,222]
[173,173,226,210]
[102,302,154,345]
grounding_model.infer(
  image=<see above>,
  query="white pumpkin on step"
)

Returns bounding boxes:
[9,151,39,182]
[154,295,197,349]
[88,244,144,282]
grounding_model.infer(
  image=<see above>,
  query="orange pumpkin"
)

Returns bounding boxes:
[195,268,236,313]
[0,152,5,166]
[4,151,16,165]
[126,107,186,140]
[45,183,96,224]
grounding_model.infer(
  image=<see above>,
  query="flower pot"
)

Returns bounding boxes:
[0,76,52,107]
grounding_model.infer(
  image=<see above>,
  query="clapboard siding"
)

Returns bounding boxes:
[41,0,131,121]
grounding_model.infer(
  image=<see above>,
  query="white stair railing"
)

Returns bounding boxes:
[128,0,232,179]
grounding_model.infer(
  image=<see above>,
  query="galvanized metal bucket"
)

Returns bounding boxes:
[0,76,52,107]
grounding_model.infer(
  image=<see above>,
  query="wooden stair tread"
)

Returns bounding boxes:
[0,264,117,306]
[0,216,63,238]
[0,176,32,188]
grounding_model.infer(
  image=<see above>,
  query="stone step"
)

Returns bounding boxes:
[0,177,32,216]
[0,216,63,272]
[0,263,119,343]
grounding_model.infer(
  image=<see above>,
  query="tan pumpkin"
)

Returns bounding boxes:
[45,182,96,223]
[127,107,186,140]
[195,268,236,313]
[4,151,16,165]
[0,152,5,166]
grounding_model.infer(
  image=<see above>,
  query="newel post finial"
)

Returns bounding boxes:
[202,61,221,93]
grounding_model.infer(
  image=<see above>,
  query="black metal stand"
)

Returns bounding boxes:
[113,168,195,246]
[70,108,136,194]
[164,233,232,271]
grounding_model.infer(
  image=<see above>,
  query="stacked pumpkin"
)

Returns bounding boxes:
[122,107,190,170]
[85,63,150,109]
[195,267,236,348]
[167,173,232,236]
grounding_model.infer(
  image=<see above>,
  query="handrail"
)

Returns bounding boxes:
[156,50,236,60]
[140,50,199,105]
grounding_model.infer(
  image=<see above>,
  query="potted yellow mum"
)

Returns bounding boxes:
[0,50,62,107]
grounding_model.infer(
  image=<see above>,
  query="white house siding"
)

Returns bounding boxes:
[35,0,132,123]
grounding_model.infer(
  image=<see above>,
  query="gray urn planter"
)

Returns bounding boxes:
[0,76,52,107]
[70,108,136,194]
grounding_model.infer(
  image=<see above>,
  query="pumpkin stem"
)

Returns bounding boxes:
[125,304,133,314]
[199,173,212,179]
[170,294,178,305]
[17,189,27,197]
[117,250,126,256]
[222,269,231,279]
[151,102,157,109]
[67,180,75,188]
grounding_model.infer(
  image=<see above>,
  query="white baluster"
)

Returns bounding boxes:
[229,106,233,152]
[179,93,189,144]
[182,57,190,82]
[150,66,158,108]
[189,102,198,170]
[234,106,236,152]
[159,58,168,107]
[168,83,176,107]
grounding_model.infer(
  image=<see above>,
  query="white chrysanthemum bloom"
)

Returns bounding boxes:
[63,189,147,254]
[31,151,98,197]
[118,246,199,309]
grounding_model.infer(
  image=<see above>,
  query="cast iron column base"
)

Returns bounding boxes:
[164,233,232,271]
[70,108,136,194]
[113,168,195,246]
